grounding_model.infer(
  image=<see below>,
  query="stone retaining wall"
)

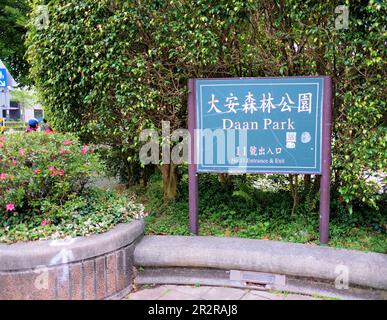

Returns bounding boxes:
[0,220,144,300]
[135,235,387,290]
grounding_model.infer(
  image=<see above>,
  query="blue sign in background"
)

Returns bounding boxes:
[0,68,7,87]
[195,77,325,174]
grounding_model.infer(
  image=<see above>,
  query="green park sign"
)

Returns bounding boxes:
[188,76,333,244]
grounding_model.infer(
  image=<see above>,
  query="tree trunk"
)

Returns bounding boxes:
[304,174,311,190]
[160,163,178,201]
[142,164,155,188]
[218,173,233,191]
[289,174,299,217]
[124,160,141,187]
[313,174,321,192]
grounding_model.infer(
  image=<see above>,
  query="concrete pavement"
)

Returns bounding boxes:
[125,285,320,300]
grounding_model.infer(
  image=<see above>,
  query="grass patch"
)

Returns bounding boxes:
[311,294,341,300]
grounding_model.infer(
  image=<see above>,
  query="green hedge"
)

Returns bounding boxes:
[26,0,386,212]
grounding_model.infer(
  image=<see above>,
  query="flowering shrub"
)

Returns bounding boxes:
[0,132,144,243]
[0,132,101,215]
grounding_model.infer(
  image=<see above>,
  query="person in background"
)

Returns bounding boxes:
[0,117,4,134]
[26,118,39,133]
[40,118,53,133]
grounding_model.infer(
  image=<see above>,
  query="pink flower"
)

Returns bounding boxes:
[48,166,64,177]
[41,219,47,226]
[81,145,88,154]
[0,173,7,180]
[34,168,41,174]
[62,140,72,146]
[5,203,15,212]
[0,142,4,148]
[12,160,17,166]
[19,149,25,156]
[49,166,57,176]
[59,149,67,155]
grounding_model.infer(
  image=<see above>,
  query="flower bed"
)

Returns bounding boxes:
[0,132,143,243]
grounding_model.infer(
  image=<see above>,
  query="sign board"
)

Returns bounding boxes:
[188,76,333,244]
[195,77,324,173]
[0,68,7,87]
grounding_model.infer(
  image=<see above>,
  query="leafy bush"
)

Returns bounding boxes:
[27,0,386,210]
[0,132,144,243]
[141,173,386,253]
[0,132,101,215]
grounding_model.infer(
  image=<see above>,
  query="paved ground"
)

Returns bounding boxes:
[124,285,319,300]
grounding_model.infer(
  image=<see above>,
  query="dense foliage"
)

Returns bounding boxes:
[0,132,100,213]
[140,172,386,253]
[0,132,143,243]
[26,1,386,214]
[0,0,30,85]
